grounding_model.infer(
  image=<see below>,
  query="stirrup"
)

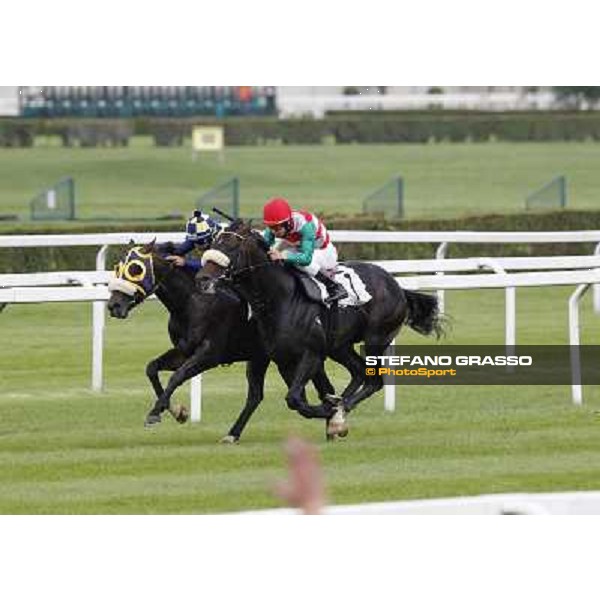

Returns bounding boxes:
[315,272,347,304]
[325,286,348,304]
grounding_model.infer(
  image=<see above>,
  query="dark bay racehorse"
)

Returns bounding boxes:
[197,221,444,435]
[106,241,339,441]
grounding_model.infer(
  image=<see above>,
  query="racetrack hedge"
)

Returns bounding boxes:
[0,120,35,147]
[6,110,600,147]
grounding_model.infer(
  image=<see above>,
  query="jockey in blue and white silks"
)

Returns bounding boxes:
[165,210,222,274]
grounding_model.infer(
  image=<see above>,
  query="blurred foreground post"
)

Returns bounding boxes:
[275,437,326,515]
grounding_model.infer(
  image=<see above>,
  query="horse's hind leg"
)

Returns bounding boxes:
[343,372,385,413]
[341,333,397,413]
[278,354,334,420]
[316,345,367,440]
[329,345,367,400]
[223,354,270,443]
[311,363,340,406]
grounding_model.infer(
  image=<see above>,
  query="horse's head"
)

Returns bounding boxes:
[107,240,168,318]
[196,219,270,292]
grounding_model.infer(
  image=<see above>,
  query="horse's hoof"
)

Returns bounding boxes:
[171,404,189,424]
[326,406,349,438]
[219,435,239,444]
[144,414,162,427]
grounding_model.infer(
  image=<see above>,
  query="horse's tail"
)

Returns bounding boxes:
[404,289,446,338]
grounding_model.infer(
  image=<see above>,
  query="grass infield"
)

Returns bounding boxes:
[2,140,600,221]
[1,286,600,513]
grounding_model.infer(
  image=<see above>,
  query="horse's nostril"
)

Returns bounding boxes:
[108,302,123,317]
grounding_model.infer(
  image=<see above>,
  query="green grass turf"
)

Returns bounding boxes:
[1,286,600,513]
[2,139,600,221]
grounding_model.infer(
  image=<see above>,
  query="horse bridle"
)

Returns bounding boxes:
[111,247,171,303]
[210,230,274,282]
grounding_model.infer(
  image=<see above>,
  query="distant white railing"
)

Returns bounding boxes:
[4,229,600,313]
[0,232,186,248]
[0,270,112,287]
[241,490,600,515]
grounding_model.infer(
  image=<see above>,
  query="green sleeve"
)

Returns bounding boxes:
[262,228,275,247]
[284,221,316,266]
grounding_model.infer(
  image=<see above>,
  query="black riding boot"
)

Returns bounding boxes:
[315,271,348,304]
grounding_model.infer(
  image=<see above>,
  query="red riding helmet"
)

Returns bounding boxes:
[263,197,292,226]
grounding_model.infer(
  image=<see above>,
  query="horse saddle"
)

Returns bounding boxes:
[293,270,326,304]
[292,265,372,308]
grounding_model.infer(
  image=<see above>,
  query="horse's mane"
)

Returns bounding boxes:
[227,219,255,236]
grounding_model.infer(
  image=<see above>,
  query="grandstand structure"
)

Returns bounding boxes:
[18,86,277,119]
[0,86,574,119]
[3,86,564,119]
[276,86,558,117]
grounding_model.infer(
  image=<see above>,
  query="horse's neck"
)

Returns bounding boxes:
[155,269,194,317]
[237,265,296,323]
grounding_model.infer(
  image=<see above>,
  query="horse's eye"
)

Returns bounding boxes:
[128,263,143,277]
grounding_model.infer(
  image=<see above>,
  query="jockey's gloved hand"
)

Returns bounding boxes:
[268,249,285,262]
[166,255,186,268]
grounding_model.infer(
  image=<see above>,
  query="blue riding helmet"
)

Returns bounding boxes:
[185,210,220,246]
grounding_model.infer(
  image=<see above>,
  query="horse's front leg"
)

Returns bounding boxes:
[221,354,271,444]
[146,347,186,402]
[145,341,218,427]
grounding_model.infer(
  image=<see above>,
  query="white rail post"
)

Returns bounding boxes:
[383,342,396,412]
[478,258,516,352]
[435,242,449,314]
[569,283,590,406]
[506,286,516,351]
[92,245,108,392]
[191,375,202,422]
[92,301,105,391]
[593,242,600,314]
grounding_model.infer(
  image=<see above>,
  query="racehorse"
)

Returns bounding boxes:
[106,241,340,441]
[197,220,444,435]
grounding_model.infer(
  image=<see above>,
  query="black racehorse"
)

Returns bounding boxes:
[197,220,444,435]
[106,241,340,441]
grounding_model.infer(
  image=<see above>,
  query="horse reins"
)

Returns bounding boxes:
[215,230,274,281]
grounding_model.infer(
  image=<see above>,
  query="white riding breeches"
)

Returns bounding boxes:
[274,240,338,277]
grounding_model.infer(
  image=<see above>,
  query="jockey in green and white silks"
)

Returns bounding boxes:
[262,197,347,303]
